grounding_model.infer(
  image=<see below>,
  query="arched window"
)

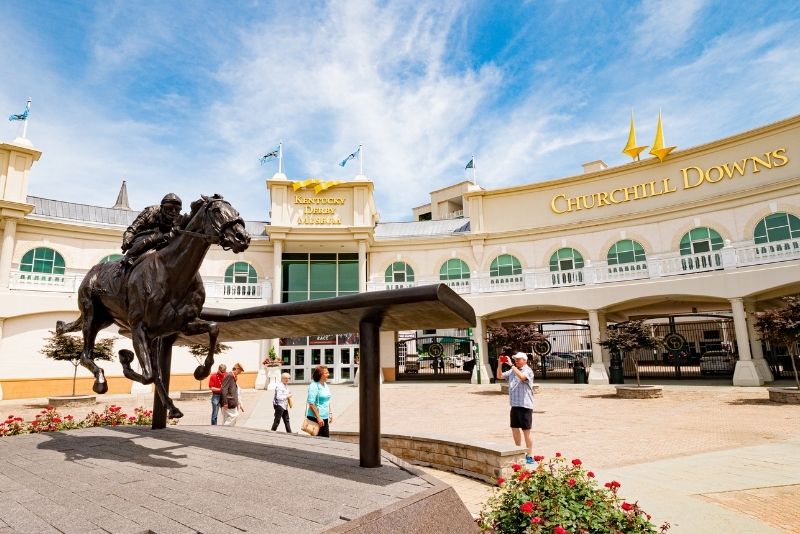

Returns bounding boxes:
[225,262,258,284]
[384,262,414,283]
[490,254,522,277]
[607,240,646,265]
[549,248,584,286]
[439,259,470,280]
[754,213,800,244]
[679,228,724,255]
[549,248,584,271]
[19,247,65,274]
[100,254,123,263]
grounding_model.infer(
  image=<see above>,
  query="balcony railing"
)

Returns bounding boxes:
[204,280,272,300]
[9,271,84,292]
[365,238,800,295]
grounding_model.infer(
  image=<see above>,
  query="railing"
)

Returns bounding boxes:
[366,280,416,291]
[445,209,464,219]
[652,251,722,275]
[735,238,800,267]
[204,280,272,300]
[8,271,84,292]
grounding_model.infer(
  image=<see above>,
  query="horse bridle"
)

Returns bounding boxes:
[176,198,245,250]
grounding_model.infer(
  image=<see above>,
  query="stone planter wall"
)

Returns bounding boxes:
[768,387,800,404]
[614,385,663,399]
[179,390,213,401]
[47,395,96,407]
[499,384,541,395]
[331,431,525,484]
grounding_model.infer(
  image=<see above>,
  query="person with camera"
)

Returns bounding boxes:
[496,347,536,466]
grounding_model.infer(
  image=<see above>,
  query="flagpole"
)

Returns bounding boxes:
[359,144,363,175]
[22,98,31,139]
[278,141,283,174]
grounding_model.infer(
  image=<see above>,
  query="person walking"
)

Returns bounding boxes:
[306,365,333,438]
[271,372,293,432]
[497,351,535,466]
[220,363,244,426]
[208,363,227,425]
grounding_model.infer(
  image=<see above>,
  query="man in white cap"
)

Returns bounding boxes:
[496,350,535,465]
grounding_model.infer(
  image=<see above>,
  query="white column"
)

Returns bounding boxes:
[0,219,18,289]
[358,240,367,293]
[731,297,762,386]
[472,316,491,384]
[587,310,610,384]
[744,300,773,383]
[0,318,4,399]
[271,239,282,304]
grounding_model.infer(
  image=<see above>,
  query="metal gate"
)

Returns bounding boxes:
[763,340,800,379]
[396,335,475,380]
[621,316,737,379]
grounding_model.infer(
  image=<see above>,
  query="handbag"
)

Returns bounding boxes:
[287,396,294,409]
[301,416,319,436]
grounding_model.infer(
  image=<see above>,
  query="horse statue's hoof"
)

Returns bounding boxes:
[119,349,135,365]
[193,365,210,381]
[93,381,108,395]
[55,320,65,335]
[168,407,184,419]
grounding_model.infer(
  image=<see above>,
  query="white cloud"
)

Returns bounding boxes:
[634,0,707,59]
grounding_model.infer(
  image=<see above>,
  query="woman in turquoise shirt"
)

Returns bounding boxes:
[307,365,333,437]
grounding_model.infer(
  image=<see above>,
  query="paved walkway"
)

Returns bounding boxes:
[2,381,799,532]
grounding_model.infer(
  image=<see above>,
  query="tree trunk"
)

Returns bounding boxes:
[72,363,78,397]
[788,343,800,390]
[633,355,641,387]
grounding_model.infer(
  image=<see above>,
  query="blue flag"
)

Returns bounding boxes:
[465,158,474,170]
[259,146,280,165]
[339,146,361,167]
[8,100,30,122]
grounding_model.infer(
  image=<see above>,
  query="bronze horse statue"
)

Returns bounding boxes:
[56,194,250,419]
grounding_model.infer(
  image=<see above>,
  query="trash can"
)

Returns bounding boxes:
[572,359,588,384]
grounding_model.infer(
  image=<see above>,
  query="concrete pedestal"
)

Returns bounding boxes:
[254,367,268,389]
[588,363,610,385]
[753,359,774,383]
[733,360,763,386]
[266,367,281,390]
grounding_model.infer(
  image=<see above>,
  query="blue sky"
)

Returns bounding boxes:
[2,0,800,222]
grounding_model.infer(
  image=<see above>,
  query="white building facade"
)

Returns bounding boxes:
[2,115,800,399]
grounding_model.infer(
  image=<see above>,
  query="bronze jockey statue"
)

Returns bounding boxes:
[121,193,186,267]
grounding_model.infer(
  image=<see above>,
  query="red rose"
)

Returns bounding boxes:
[555,452,562,457]
[586,499,593,506]
[554,526,567,534]
[518,471,531,481]
[512,463,522,472]
[567,478,576,487]
[646,514,651,520]
[52,418,61,423]
[520,501,534,514]
[571,458,582,466]
[587,471,595,478]
[497,477,505,486]
[532,517,542,524]
[621,502,633,511]
[534,455,544,462]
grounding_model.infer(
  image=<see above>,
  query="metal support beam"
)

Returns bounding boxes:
[359,315,383,467]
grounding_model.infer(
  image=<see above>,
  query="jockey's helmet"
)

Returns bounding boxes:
[161,193,182,207]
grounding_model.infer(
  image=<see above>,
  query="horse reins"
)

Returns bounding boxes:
[176,198,245,250]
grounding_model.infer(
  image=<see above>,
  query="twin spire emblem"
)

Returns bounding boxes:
[622,111,676,163]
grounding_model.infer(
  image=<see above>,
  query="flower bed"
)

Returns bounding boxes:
[479,454,669,533]
[0,404,154,436]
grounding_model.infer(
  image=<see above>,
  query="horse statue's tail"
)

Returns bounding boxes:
[55,317,83,335]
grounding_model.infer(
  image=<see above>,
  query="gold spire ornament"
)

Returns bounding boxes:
[649,110,676,162]
[622,111,648,161]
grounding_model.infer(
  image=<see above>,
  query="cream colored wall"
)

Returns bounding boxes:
[468,116,800,235]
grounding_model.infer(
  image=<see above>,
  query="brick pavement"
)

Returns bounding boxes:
[2,382,799,532]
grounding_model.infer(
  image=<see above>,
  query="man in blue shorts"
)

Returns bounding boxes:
[497,351,535,465]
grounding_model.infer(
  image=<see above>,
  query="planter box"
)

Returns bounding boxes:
[179,390,213,401]
[48,395,96,407]
[615,385,663,399]
[768,387,800,404]
[500,384,541,395]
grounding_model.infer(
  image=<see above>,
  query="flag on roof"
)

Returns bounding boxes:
[259,146,280,165]
[339,146,361,167]
[8,99,30,122]
[465,157,474,170]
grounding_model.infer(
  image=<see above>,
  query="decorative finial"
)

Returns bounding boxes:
[622,111,648,161]
[649,110,676,162]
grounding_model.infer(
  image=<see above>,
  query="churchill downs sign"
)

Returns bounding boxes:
[550,147,788,214]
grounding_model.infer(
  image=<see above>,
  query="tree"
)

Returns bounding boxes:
[40,331,115,396]
[188,342,231,390]
[600,320,661,387]
[753,296,800,389]
[487,323,546,358]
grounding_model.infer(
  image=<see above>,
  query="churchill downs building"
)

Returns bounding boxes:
[1,115,799,400]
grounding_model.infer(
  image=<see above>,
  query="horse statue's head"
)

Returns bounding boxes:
[186,194,251,253]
